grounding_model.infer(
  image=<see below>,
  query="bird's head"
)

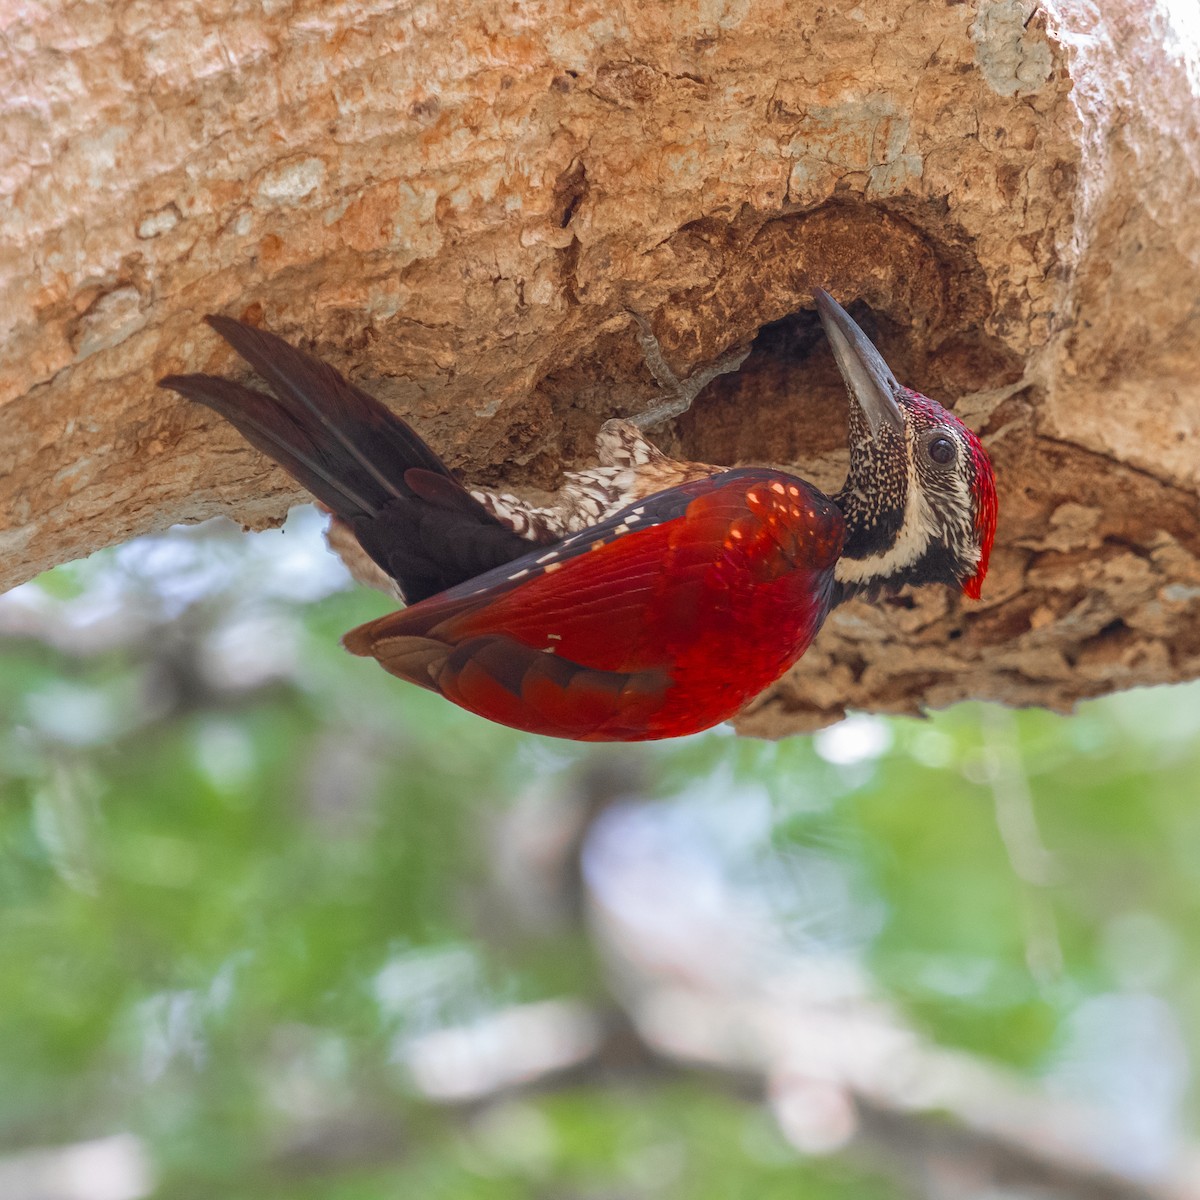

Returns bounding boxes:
[813,289,997,603]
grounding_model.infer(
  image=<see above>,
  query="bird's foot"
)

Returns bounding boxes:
[626,310,751,429]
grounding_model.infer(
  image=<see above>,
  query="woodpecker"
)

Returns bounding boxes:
[160,292,996,741]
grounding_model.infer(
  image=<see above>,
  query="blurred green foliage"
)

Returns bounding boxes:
[1,516,1197,1197]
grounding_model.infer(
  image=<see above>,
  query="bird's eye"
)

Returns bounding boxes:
[927,436,957,466]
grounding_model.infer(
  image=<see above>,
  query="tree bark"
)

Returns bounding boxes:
[2,0,1198,733]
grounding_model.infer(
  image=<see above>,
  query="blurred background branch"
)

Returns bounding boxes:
[2,512,1199,1199]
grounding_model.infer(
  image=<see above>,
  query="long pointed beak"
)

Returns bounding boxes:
[813,289,906,437]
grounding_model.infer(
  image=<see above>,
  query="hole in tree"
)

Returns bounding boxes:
[672,300,911,494]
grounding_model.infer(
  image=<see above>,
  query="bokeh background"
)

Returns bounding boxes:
[2,507,1198,1200]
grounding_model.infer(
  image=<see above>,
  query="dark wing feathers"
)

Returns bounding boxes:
[160,315,531,603]
[348,500,534,605]
[402,467,485,513]
[440,637,669,741]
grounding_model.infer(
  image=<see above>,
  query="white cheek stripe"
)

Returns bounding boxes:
[835,465,935,585]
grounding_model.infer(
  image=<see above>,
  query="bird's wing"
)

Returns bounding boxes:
[344,469,844,740]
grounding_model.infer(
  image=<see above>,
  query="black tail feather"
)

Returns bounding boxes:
[160,316,475,524]
[160,372,383,517]
[160,315,532,604]
[206,315,454,488]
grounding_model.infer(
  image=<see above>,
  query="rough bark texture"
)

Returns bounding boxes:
[3,0,1199,735]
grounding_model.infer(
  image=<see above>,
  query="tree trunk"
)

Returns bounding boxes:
[2,0,1198,734]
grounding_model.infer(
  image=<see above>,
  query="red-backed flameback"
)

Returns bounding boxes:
[160,292,997,741]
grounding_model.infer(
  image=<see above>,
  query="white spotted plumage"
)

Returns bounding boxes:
[470,419,715,543]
